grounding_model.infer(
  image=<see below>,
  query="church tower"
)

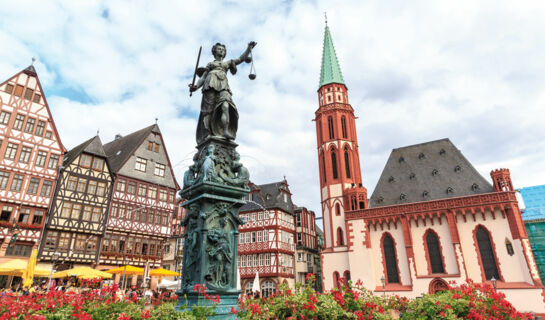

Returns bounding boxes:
[315,22,367,288]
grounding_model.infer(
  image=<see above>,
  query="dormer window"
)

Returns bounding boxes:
[409,173,415,180]
[376,196,384,204]
[439,149,446,155]
[398,156,405,163]
[399,193,406,201]
[471,183,480,191]
[422,190,429,197]
[388,176,395,183]
[431,169,439,176]
[418,153,425,160]
[446,187,454,194]
[454,165,461,173]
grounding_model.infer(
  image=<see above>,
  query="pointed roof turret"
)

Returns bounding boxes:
[319,24,345,88]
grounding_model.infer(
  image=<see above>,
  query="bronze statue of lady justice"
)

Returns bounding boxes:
[189,41,257,144]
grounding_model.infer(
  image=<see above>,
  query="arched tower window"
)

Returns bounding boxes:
[425,230,445,274]
[331,151,338,179]
[335,203,341,216]
[476,226,500,280]
[341,116,347,138]
[321,152,327,183]
[318,119,323,143]
[344,148,351,179]
[328,116,335,139]
[343,271,351,285]
[337,227,344,246]
[333,271,340,288]
[383,234,400,283]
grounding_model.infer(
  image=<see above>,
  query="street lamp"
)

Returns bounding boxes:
[47,252,60,292]
[380,275,386,298]
[491,276,497,291]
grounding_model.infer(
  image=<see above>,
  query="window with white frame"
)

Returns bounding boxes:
[265,253,270,266]
[257,231,262,242]
[154,163,165,177]
[135,157,147,172]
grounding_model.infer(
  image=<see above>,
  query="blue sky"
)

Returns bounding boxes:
[2,1,545,228]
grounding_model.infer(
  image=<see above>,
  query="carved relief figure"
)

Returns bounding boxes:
[206,218,232,288]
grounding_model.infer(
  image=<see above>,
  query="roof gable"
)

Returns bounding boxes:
[63,135,106,166]
[240,180,294,214]
[0,65,66,152]
[369,138,494,208]
[103,124,159,173]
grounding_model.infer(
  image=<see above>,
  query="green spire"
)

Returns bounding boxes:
[319,24,345,88]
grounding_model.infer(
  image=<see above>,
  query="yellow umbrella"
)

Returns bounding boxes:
[22,250,37,288]
[149,268,180,277]
[0,259,51,277]
[105,265,144,275]
[52,266,113,279]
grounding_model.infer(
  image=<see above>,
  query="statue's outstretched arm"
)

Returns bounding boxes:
[233,41,257,65]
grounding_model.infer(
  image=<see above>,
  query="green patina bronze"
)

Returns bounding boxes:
[178,41,255,319]
[319,25,345,88]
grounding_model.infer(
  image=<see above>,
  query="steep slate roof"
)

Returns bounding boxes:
[63,135,107,166]
[319,24,345,88]
[239,180,294,214]
[369,138,494,208]
[103,124,160,173]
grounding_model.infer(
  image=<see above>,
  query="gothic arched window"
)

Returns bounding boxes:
[318,119,323,143]
[476,226,500,280]
[425,230,445,274]
[333,271,340,288]
[335,203,341,216]
[343,271,351,285]
[383,234,400,283]
[341,116,348,138]
[321,152,327,183]
[331,151,338,179]
[328,116,335,139]
[337,227,344,246]
[344,149,351,179]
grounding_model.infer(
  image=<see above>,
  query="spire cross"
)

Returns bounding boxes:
[324,12,328,25]
[96,129,100,136]
[31,57,36,66]
[155,117,158,124]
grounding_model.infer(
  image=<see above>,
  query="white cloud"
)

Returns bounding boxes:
[2,0,545,230]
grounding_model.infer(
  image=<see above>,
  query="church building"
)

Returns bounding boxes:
[315,24,545,313]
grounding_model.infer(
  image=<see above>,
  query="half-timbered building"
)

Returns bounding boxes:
[238,180,296,297]
[0,66,64,274]
[38,136,114,268]
[98,124,179,286]
[294,206,320,286]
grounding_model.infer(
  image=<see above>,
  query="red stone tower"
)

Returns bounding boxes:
[314,23,366,285]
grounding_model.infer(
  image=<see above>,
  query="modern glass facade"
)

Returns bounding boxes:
[521,185,545,283]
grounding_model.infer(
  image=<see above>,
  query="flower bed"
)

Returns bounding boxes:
[236,275,531,319]
[0,276,532,319]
